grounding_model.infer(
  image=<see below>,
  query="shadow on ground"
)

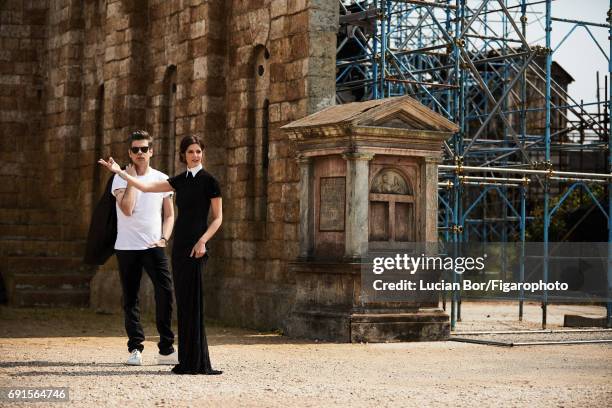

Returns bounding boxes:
[0,306,311,346]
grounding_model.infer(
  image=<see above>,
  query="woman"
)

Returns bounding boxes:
[99,135,223,375]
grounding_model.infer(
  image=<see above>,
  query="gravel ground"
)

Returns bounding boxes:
[0,303,611,407]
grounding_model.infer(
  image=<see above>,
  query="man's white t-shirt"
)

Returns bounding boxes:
[111,168,172,250]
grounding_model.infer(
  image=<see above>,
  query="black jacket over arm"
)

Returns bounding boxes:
[83,174,117,265]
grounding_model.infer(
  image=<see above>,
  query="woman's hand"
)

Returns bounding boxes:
[190,239,207,258]
[98,157,122,174]
[126,163,137,177]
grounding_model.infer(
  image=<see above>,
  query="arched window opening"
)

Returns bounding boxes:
[252,45,270,223]
[93,84,105,201]
[160,65,177,174]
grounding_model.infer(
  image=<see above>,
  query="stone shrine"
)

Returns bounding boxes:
[281,96,459,342]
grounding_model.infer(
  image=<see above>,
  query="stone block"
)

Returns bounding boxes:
[304,55,334,78]
[0,176,17,193]
[269,62,285,83]
[285,312,351,342]
[267,183,282,203]
[106,15,129,31]
[246,9,271,46]
[0,51,11,63]
[227,164,252,182]
[269,37,290,62]
[186,96,201,116]
[0,24,30,38]
[283,223,298,242]
[106,2,123,20]
[286,10,308,35]
[227,182,251,201]
[280,181,298,202]
[267,202,285,223]
[269,16,285,40]
[190,37,208,58]
[289,33,309,60]
[268,158,287,183]
[285,59,305,80]
[149,2,167,20]
[286,79,306,101]
[269,103,281,123]
[231,240,257,260]
[270,0,287,19]
[269,82,287,103]
[172,42,190,63]
[265,222,284,241]
[287,0,307,14]
[201,95,225,113]
[190,19,206,39]
[309,6,338,32]
[309,31,336,58]
[190,4,207,21]
[226,128,248,148]
[194,55,225,79]
[284,201,299,223]
[307,94,335,115]
[564,314,610,328]
[351,313,450,342]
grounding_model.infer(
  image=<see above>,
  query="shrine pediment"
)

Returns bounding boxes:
[282,95,459,134]
[368,109,431,130]
[352,96,459,132]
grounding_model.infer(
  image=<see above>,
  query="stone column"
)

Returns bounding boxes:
[343,152,374,259]
[422,156,441,243]
[297,155,314,259]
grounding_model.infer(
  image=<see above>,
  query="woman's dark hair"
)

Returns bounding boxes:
[179,135,204,164]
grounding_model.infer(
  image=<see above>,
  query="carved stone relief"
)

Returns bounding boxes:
[371,169,410,195]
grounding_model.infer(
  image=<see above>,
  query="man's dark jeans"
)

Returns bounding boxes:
[116,247,175,355]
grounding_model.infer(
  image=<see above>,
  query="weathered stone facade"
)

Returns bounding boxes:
[0,0,337,331]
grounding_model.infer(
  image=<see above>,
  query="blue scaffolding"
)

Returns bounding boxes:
[337,0,612,329]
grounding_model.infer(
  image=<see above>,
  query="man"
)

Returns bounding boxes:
[112,130,177,366]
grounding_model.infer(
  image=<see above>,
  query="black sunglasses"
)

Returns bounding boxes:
[130,146,150,154]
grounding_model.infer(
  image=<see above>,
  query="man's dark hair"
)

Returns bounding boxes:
[128,130,153,147]
[179,135,204,164]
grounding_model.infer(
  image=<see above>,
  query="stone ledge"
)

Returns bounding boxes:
[564,314,611,328]
[285,308,450,343]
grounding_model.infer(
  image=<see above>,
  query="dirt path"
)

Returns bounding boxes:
[0,304,610,407]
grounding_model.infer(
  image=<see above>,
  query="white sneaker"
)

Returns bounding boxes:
[157,350,178,365]
[126,349,142,366]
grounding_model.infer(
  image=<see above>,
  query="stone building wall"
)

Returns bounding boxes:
[216,0,337,329]
[0,0,337,331]
[0,0,51,254]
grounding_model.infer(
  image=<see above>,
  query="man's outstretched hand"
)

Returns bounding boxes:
[98,157,122,174]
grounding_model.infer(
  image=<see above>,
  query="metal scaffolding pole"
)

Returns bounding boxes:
[542,0,552,329]
[608,0,612,328]
[439,165,612,179]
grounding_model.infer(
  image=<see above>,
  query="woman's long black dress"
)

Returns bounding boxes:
[167,169,222,375]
